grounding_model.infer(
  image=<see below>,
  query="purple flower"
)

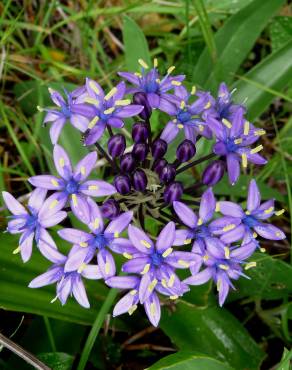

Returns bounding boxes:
[28,145,116,222]
[2,189,66,262]
[82,79,143,145]
[161,86,212,144]
[118,59,185,112]
[211,179,286,244]
[40,86,95,144]
[58,198,133,279]
[207,107,267,185]
[29,244,102,308]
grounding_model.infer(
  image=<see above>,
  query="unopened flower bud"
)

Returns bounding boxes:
[159,164,176,184]
[120,153,136,173]
[132,168,147,192]
[176,139,196,163]
[153,158,168,176]
[133,92,152,120]
[132,122,149,143]
[151,139,167,159]
[164,182,183,204]
[202,160,225,186]
[107,134,126,158]
[114,174,131,195]
[101,199,120,219]
[132,143,148,161]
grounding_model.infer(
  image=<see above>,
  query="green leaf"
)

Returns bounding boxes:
[148,351,234,370]
[37,352,74,370]
[270,16,292,52]
[232,40,292,120]
[160,300,264,370]
[122,15,151,72]
[192,0,286,91]
[276,348,292,370]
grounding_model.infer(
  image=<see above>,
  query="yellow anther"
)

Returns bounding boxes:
[191,85,196,95]
[244,121,250,135]
[89,80,100,95]
[103,107,115,115]
[104,87,117,101]
[48,87,56,94]
[79,242,88,247]
[78,263,87,273]
[204,101,211,109]
[199,124,204,132]
[88,116,99,129]
[84,97,100,106]
[224,247,230,259]
[184,238,192,245]
[93,218,99,229]
[80,166,86,175]
[197,218,203,226]
[180,100,186,109]
[250,145,263,154]
[153,58,158,68]
[162,248,173,258]
[88,185,98,191]
[134,72,142,77]
[161,279,168,288]
[222,118,232,129]
[264,206,274,214]
[241,153,248,168]
[130,289,137,296]
[173,119,177,123]
[155,78,161,83]
[37,105,44,112]
[114,232,119,238]
[168,274,175,288]
[178,260,190,268]
[203,255,209,262]
[115,99,131,106]
[223,224,236,232]
[138,59,149,69]
[167,66,175,74]
[219,264,229,271]
[49,199,59,209]
[260,247,266,253]
[170,295,178,300]
[245,210,251,215]
[105,262,111,274]
[244,261,257,270]
[150,302,156,317]
[215,202,220,212]
[141,240,152,249]
[51,179,59,187]
[59,158,65,167]
[123,252,133,260]
[13,246,21,255]
[141,263,150,275]
[50,295,59,304]
[234,138,243,144]
[276,231,282,237]
[71,194,78,207]
[217,278,222,291]
[177,123,184,129]
[275,209,285,216]
[171,80,181,86]
[128,305,138,315]
[254,129,266,136]
[148,279,158,293]
[253,232,258,238]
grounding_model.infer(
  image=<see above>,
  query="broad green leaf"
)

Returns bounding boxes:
[122,15,151,72]
[192,0,286,91]
[270,16,292,52]
[276,348,292,370]
[37,353,74,370]
[232,40,292,120]
[160,300,264,370]
[148,351,233,370]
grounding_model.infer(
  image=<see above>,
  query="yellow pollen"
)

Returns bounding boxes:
[138,59,149,69]
[254,129,266,136]
[241,153,248,168]
[128,305,138,315]
[79,242,88,247]
[275,209,285,216]
[89,80,100,95]
[150,302,156,317]
[171,80,181,86]
[178,260,190,268]
[219,264,229,270]
[245,210,251,215]
[153,58,158,68]
[134,72,142,77]
[123,252,132,260]
[234,138,243,144]
[203,255,209,262]
[84,97,100,107]
[115,99,131,106]
[215,203,220,212]
[88,116,99,129]
[80,166,86,175]
[71,194,78,206]
[104,87,117,101]
[51,179,59,187]
[167,65,175,74]
[141,240,152,249]
[88,185,98,191]
[13,246,21,255]
[170,295,178,300]
[264,206,274,214]
[223,224,236,232]
[161,279,168,288]
[197,218,203,226]
[276,231,282,237]
[177,124,184,129]
[162,248,173,258]
[48,87,56,94]
[260,247,266,253]
[141,263,150,275]
[168,274,175,288]
[77,263,87,273]
[191,85,196,95]
[93,218,99,229]
[105,262,111,274]
[204,101,211,109]
[217,278,222,291]
[37,105,44,112]
[50,295,59,304]
[173,119,177,123]
[224,247,230,259]
[180,100,186,109]
[250,145,263,154]
[130,289,137,295]
[155,78,161,83]
[59,158,65,167]
[114,232,119,238]
[222,118,232,129]
[199,124,204,132]
[184,238,192,245]
[49,199,59,209]
[253,232,258,238]
[103,107,115,115]
[244,121,250,135]
[148,279,158,293]
[245,262,257,270]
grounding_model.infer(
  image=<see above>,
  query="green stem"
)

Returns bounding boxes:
[77,288,118,370]
[43,316,56,352]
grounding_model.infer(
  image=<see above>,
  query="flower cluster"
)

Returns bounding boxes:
[2,59,286,327]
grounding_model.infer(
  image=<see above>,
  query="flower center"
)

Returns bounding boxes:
[93,234,108,249]
[25,214,38,228]
[225,138,238,152]
[177,110,191,123]
[243,215,258,228]
[143,80,159,93]
[61,104,71,118]
[194,225,210,239]
[151,252,163,266]
[65,179,79,194]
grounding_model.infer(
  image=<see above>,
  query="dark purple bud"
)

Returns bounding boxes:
[153,158,168,176]
[132,168,147,192]
[120,153,136,173]
[101,199,120,220]
[114,174,131,195]
[164,182,183,204]
[202,160,225,186]
[133,92,152,120]
[176,139,196,163]
[151,138,167,159]
[159,164,176,183]
[132,143,148,162]
[107,134,126,158]
[132,122,149,143]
